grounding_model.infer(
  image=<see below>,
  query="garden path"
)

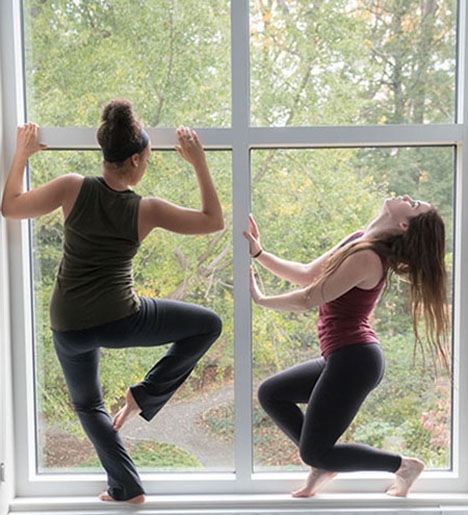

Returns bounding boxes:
[120,382,235,469]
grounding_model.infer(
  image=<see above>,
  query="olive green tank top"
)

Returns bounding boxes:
[50,176,141,331]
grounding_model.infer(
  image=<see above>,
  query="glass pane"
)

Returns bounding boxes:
[22,0,231,127]
[251,146,454,472]
[250,0,457,126]
[30,150,234,473]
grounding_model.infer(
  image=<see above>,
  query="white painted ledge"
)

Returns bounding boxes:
[8,493,468,514]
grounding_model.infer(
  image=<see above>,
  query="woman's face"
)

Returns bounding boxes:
[384,195,432,227]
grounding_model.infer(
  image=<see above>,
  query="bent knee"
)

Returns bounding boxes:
[257,376,280,409]
[299,444,329,469]
[204,310,223,339]
[72,396,105,414]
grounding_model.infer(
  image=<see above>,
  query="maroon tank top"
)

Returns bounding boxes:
[317,231,387,357]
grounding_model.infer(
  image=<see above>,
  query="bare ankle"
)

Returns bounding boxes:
[386,457,424,497]
[292,467,337,498]
[112,389,141,431]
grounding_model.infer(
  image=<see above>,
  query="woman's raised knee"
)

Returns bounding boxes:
[257,376,280,409]
[209,311,223,338]
[201,309,222,341]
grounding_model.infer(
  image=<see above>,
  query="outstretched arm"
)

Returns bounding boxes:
[250,249,384,312]
[1,123,81,220]
[243,214,347,286]
[138,126,224,239]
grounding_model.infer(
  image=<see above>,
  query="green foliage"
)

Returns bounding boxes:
[81,440,203,470]
[132,441,203,470]
[24,0,231,127]
[250,0,457,126]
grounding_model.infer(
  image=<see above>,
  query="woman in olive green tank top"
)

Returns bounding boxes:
[2,99,224,504]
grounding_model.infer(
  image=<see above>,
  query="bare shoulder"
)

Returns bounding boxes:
[60,173,84,200]
[52,173,84,190]
[138,195,180,225]
[138,196,165,240]
[344,249,384,288]
[139,196,164,218]
[344,248,383,270]
[60,174,84,218]
[61,173,84,186]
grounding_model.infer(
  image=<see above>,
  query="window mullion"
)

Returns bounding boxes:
[231,0,253,491]
[249,125,462,148]
[451,0,468,492]
[37,127,234,151]
[1,0,38,500]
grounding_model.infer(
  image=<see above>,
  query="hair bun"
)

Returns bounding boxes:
[101,98,135,126]
[97,98,145,159]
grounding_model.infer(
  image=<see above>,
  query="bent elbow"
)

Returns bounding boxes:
[204,214,225,233]
[214,217,225,232]
[1,202,13,219]
[1,204,23,220]
[1,195,22,220]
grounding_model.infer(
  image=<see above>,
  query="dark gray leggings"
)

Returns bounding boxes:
[258,343,402,473]
[53,297,222,501]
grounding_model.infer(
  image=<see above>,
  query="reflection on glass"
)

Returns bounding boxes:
[251,146,454,471]
[23,0,231,127]
[250,0,457,126]
[30,150,234,472]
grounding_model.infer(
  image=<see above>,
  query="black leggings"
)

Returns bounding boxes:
[53,297,222,500]
[258,343,401,473]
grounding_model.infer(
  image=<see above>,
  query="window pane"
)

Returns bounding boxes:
[250,0,457,126]
[30,150,234,473]
[251,146,454,471]
[22,0,231,127]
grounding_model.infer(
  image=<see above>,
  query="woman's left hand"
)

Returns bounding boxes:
[175,125,205,167]
[249,265,264,305]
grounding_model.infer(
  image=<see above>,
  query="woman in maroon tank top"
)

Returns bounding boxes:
[244,197,448,498]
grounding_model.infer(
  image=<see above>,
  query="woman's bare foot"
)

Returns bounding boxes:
[99,491,146,504]
[386,457,424,497]
[292,467,338,498]
[112,388,141,431]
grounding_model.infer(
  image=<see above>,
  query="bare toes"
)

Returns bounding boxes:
[98,491,146,504]
[99,492,114,502]
[292,489,315,498]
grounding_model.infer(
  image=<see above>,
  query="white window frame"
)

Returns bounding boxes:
[2,0,468,511]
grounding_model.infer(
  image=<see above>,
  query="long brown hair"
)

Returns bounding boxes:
[320,208,450,372]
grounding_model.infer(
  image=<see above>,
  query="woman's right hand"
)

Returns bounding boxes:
[243,213,263,257]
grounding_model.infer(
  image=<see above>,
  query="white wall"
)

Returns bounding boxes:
[0,0,19,512]
[0,57,15,515]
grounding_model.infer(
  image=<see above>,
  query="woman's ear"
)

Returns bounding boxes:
[130,153,140,167]
[399,220,409,232]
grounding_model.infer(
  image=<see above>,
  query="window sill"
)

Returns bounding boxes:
[9,493,468,514]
